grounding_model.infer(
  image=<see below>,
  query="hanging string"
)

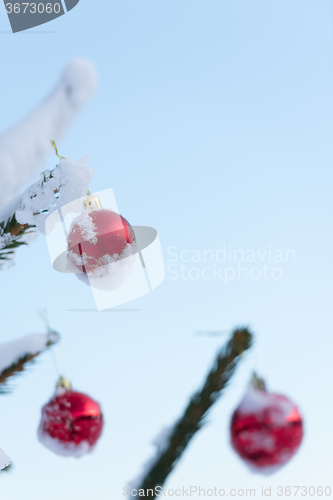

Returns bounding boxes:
[38,309,67,379]
[246,325,260,382]
[58,339,67,378]
[50,140,65,160]
[50,139,92,198]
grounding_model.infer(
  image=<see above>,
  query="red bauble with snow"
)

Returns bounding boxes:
[67,194,136,278]
[230,376,303,473]
[38,379,104,458]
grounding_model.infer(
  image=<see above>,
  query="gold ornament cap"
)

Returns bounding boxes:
[251,372,266,391]
[56,376,72,390]
[83,192,102,210]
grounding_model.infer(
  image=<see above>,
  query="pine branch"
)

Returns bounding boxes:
[0,168,64,268]
[0,214,35,267]
[0,330,59,393]
[136,327,253,497]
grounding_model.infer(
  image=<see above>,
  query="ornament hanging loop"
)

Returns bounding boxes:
[83,192,102,209]
[251,372,266,391]
[50,140,65,160]
[56,376,72,390]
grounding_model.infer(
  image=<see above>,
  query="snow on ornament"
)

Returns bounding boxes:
[67,192,137,285]
[230,374,303,474]
[38,377,104,458]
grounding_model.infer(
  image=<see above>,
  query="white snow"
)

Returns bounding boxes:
[69,208,99,244]
[11,157,95,234]
[0,331,58,374]
[237,387,294,425]
[69,240,137,277]
[70,241,138,293]
[0,449,10,471]
[0,59,98,210]
[0,233,13,250]
[0,227,38,269]
[238,430,276,453]
[244,458,289,475]
[0,156,94,265]
[37,426,93,458]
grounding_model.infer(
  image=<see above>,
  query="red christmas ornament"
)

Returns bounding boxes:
[38,377,104,458]
[67,193,136,277]
[230,375,303,473]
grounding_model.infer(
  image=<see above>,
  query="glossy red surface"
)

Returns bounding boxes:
[68,209,135,273]
[40,390,104,447]
[231,391,303,469]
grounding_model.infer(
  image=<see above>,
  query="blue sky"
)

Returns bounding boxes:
[0,1,332,498]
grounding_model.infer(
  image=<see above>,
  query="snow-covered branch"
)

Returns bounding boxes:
[0,155,94,268]
[0,330,59,391]
[0,58,98,210]
[2,156,94,233]
[0,214,35,269]
[0,330,59,471]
